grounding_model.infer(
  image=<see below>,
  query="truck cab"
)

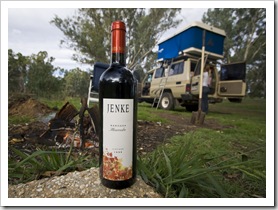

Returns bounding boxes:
[139,56,196,110]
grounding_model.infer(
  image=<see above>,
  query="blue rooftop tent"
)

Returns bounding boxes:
[157,21,226,61]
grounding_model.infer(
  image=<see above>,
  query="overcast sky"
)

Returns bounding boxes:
[8,8,87,71]
[8,8,208,71]
[7,1,274,72]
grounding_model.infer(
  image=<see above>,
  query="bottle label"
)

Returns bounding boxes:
[103,98,133,181]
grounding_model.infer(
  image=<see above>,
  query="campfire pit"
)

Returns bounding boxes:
[9,96,203,164]
[9,98,100,156]
[39,100,100,150]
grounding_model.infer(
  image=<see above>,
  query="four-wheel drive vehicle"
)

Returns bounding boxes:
[138,21,246,111]
[138,56,246,111]
[88,22,247,112]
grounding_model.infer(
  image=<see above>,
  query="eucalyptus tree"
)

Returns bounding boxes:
[8,49,29,94]
[202,8,266,97]
[27,51,62,98]
[51,8,181,73]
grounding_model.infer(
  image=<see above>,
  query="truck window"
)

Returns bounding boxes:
[154,67,165,78]
[194,60,201,76]
[142,73,153,96]
[147,73,153,82]
[190,62,196,77]
[169,62,184,76]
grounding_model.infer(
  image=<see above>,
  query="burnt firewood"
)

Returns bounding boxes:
[38,130,57,146]
[41,102,78,143]
[36,100,99,149]
[48,118,76,130]
[54,102,79,122]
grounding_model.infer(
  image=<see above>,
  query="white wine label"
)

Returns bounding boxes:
[103,98,133,181]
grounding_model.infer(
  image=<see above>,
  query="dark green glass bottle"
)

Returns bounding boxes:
[99,21,137,189]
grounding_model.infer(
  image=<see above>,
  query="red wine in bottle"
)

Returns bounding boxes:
[99,21,137,189]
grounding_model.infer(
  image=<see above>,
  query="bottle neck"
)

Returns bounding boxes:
[111,21,126,66]
[111,53,126,66]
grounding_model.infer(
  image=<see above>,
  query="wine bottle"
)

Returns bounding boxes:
[98,21,137,189]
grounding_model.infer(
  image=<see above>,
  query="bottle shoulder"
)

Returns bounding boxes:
[100,63,134,82]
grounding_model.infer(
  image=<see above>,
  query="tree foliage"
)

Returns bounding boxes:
[63,68,90,98]
[8,49,29,93]
[26,51,63,98]
[8,49,90,99]
[202,8,266,98]
[50,8,182,71]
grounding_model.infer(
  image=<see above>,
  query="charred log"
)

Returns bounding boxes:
[38,100,99,149]
[54,102,79,122]
[48,119,76,130]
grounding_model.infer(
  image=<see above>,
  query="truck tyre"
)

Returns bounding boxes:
[185,104,198,112]
[159,92,175,110]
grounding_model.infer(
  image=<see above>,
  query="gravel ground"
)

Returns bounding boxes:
[8,167,161,198]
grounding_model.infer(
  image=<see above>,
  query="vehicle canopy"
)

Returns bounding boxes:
[157,21,226,61]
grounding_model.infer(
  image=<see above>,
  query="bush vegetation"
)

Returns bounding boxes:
[8,97,266,198]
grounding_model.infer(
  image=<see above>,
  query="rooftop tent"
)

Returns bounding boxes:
[157,21,226,61]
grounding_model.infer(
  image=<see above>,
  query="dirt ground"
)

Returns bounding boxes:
[8,95,54,118]
[8,96,230,159]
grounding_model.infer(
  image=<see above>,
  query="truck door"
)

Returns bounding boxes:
[190,56,208,95]
[217,62,246,97]
[167,60,186,98]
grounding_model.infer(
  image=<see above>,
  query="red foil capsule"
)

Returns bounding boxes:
[111,21,126,54]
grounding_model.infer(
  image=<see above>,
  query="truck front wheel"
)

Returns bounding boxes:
[159,92,175,110]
